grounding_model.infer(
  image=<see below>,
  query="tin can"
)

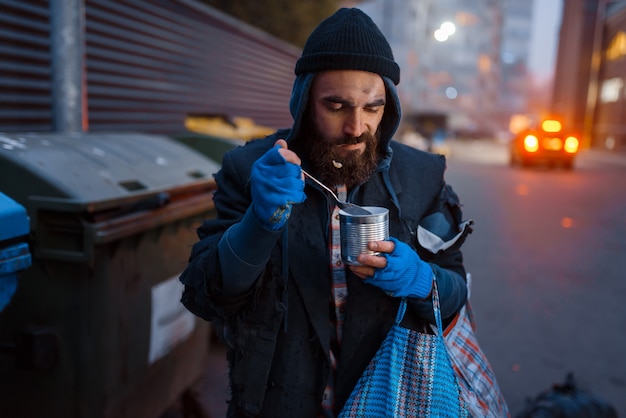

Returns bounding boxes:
[339,206,389,266]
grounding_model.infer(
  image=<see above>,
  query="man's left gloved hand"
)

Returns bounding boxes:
[364,237,433,299]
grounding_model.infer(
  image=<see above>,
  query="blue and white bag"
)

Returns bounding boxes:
[339,279,468,417]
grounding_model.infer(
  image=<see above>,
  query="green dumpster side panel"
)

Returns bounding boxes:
[0,133,221,418]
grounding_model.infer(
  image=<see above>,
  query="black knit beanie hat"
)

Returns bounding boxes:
[295,8,400,85]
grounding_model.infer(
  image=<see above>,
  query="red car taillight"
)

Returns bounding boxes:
[523,135,539,152]
[564,136,579,154]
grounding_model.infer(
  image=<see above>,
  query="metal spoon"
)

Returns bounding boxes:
[301,168,372,215]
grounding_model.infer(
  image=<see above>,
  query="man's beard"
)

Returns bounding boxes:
[303,121,381,189]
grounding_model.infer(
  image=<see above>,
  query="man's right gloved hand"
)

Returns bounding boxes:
[363,238,433,299]
[250,144,306,230]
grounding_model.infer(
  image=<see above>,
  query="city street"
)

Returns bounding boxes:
[3,1,625,416]
[192,140,626,418]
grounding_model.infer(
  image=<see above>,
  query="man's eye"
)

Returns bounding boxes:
[365,106,383,113]
[327,103,343,111]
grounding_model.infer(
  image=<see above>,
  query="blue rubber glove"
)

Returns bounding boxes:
[364,237,433,299]
[250,145,306,230]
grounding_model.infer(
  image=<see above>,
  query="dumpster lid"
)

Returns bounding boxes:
[0,192,30,241]
[0,132,220,213]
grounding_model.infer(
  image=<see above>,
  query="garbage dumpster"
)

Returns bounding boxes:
[0,132,220,418]
[0,192,32,312]
[171,131,244,164]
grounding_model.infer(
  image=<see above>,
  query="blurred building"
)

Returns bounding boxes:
[499,0,535,119]
[353,0,534,139]
[552,0,626,151]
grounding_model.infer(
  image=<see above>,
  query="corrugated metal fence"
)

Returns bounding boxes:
[0,0,300,134]
[0,0,52,132]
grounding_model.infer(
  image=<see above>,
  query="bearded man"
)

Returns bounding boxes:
[180,8,473,417]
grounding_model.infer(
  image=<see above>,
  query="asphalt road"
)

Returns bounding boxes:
[444,139,626,416]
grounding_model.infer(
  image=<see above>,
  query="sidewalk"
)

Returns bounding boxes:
[445,138,626,168]
[193,342,229,418]
[577,147,626,167]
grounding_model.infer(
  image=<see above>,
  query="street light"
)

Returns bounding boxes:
[434,21,456,42]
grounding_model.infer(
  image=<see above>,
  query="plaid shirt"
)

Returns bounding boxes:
[320,185,348,417]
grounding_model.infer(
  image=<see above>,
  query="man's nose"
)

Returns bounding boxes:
[343,110,365,138]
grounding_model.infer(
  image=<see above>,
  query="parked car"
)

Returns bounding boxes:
[509,119,579,169]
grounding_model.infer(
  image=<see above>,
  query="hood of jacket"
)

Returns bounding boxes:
[284,72,402,169]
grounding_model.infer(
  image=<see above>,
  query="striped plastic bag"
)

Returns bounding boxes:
[443,273,511,417]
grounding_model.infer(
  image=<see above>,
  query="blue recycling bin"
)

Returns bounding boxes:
[0,192,32,312]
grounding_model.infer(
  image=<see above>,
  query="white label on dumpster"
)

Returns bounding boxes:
[149,274,196,364]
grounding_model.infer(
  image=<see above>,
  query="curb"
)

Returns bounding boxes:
[577,149,626,167]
